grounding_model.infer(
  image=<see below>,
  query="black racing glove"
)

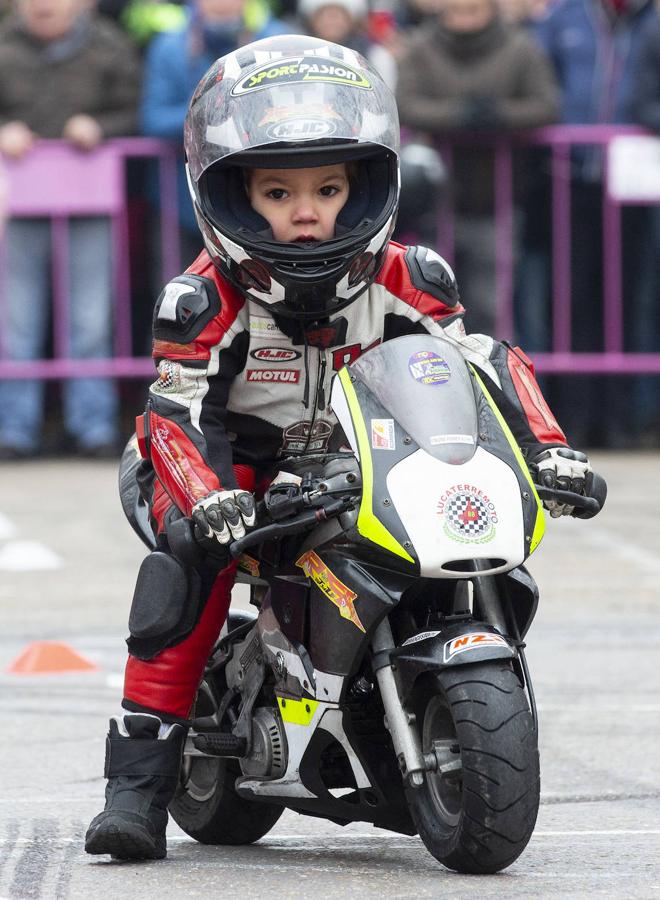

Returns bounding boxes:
[192,490,256,545]
[528,447,591,518]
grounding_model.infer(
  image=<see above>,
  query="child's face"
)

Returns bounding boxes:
[248,164,350,243]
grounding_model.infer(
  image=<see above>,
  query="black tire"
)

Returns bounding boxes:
[407,661,539,874]
[169,755,283,845]
[169,612,284,845]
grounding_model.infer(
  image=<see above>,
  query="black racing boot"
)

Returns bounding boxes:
[85,713,187,860]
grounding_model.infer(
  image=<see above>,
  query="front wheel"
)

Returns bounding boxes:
[407,661,539,874]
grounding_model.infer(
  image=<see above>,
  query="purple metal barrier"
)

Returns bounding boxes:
[434,125,660,372]
[0,137,179,379]
[2,128,660,379]
[523,126,643,363]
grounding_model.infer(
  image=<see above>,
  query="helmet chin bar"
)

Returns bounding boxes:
[200,215,395,321]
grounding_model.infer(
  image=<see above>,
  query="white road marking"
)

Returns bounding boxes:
[2,829,660,840]
[0,540,62,570]
[249,830,660,839]
[533,830,660,836]
[537,704,660,712]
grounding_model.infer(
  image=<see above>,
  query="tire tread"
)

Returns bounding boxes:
[408,661,540,874]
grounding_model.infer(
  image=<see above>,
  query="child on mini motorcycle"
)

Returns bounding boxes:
[86,34,597,860]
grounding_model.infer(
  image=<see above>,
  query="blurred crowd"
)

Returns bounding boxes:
[1,0,660,458]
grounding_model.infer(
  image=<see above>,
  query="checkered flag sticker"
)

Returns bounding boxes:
[444,491,496,543]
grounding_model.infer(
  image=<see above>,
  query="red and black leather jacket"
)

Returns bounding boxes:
[137,242,566,518]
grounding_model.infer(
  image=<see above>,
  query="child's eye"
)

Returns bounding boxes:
[267,188,287,200]
[319,185,339,197]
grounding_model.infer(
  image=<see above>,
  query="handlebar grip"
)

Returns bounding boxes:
[165,516,203,566]
[575,471,607,520]
[166,516,230,568]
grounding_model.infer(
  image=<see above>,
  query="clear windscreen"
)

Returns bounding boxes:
[349,335,479,464]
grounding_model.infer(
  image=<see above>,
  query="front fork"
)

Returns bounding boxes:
[371,618,429,787]
[472,561,538,733]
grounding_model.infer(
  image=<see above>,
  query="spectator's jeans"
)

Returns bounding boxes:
[0,217,118,451]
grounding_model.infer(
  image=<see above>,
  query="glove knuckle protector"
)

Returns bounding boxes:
[193,489,256,545]
[529,445,591,517]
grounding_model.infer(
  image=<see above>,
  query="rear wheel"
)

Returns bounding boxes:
[407,661,539,873]
[168,615,283,844]
[169,752,283,845]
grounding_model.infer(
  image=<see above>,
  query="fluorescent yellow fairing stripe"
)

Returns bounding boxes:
[277,696,319,725]
[470,367,545,553]
[337,368,414,563]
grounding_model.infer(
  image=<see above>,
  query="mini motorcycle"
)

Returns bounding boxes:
[123,334,605,873]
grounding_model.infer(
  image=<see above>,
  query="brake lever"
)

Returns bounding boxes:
[229,496,354,559]
[535,486,601,516]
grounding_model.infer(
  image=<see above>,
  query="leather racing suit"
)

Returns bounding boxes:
[123,242,567,721]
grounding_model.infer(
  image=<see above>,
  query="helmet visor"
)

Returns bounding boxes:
[185,40,400,183]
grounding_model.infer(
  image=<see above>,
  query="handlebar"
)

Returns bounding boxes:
[534,471,607,519]
[228,497,351,558]
[167,494,354,568]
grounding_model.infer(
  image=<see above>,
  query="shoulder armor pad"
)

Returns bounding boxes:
[405,246,460,308]
[153,275,221,342]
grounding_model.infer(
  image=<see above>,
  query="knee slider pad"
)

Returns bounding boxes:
[127,552,202,660]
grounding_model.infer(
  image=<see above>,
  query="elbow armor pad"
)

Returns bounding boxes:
[404,245,461,308]
[153,275,221,343]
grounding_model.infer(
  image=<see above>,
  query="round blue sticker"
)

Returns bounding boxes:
[408,350,451,386]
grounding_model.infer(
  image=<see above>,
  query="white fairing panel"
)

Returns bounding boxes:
[330,375,360,460]
[387,447,526,577]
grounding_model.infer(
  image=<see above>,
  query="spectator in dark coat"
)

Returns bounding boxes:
[0,0,140,458]
[396,0,559,334]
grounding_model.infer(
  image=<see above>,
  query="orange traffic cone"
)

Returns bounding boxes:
[7,641,99,675]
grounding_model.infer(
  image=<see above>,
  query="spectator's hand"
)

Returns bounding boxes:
[192,490,257,545]
[457,94,502,131]
[0,121,35,159]
[63,115,103,151]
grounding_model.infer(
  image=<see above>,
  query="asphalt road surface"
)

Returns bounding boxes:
[1,452,659,899]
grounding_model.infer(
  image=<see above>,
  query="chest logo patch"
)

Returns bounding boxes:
[280,420,333,454]
[246,369,300,384]
[251,347,301,362]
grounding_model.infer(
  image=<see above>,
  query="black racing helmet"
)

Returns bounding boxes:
[184,34,400,320]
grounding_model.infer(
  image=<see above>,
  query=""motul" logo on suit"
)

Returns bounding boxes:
[246,369,300,383]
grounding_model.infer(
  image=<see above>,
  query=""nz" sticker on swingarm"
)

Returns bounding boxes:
[443,632,509,663]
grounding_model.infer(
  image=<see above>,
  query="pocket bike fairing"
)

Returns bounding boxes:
[127,334,606,874]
